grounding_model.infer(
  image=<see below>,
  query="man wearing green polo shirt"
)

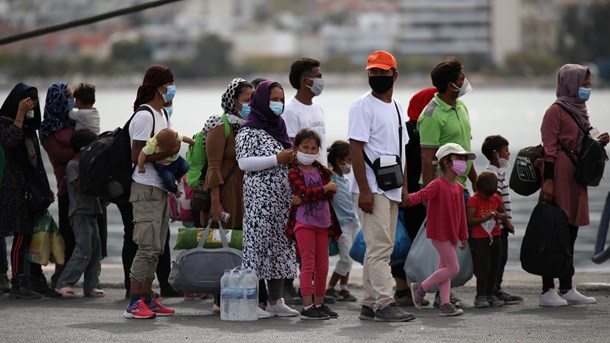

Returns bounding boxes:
[417,57,476,308]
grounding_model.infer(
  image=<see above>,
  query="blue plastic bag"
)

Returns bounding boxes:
[349,214,411,266]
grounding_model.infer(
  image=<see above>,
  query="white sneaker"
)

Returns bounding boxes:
[265,298,299,317]
[257,306,272,319]
[539,289,568,307]
[561,288,596,305]
[212,304,221,314]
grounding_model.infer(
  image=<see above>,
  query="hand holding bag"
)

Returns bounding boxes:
[404,221,473,293]
[191,162,238,212]
[169,220,243,293]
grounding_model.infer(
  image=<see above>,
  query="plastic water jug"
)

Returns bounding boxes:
[220,267,258,321]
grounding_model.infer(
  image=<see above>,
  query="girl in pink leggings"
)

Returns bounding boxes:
[406,143,473,317]
[285,129,342,320]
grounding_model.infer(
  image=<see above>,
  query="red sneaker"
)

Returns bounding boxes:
[124,298,156,319]
[146,294,175,316]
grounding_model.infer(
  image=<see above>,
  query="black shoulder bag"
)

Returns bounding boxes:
[556,103,607,187]
[363,101,404,191]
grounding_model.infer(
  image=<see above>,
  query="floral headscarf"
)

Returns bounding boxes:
[39,82,75,143]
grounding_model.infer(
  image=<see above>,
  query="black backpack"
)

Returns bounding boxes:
[520,202,573,278]
[509,144,544,196]
[556,103,607,187]
[79,106,161,204]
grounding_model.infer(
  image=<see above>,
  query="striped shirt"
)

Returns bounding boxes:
[485,164,512,230]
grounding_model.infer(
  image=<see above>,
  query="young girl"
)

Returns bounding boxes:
[408,143,473,317]
[466,171,511,308]
[325,140,358,302]
[285,128,342,320]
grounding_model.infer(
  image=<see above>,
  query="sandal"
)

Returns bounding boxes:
[55,286,77,298]
[87,288,106,297]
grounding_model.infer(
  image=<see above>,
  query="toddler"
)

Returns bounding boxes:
[408,143,473,317]
[466,171,512,308]
[70,83,100,134]
[325,140,358,302]
[137,127,194,197]
[285,129,341,320]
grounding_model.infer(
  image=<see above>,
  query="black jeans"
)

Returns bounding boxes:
[472,236,502,297]
[118,202,172,292]
[496,229,509,289]
[542,224,579,292]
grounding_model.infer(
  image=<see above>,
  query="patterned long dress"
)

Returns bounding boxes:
[235,127,296,280]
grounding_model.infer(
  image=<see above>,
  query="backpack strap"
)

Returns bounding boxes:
[221,113,231,138]
[554,103,584,166]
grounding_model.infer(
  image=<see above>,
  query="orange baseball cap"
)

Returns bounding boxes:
[366,50,397,70]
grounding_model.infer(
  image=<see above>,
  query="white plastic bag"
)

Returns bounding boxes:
[403,221,473,293]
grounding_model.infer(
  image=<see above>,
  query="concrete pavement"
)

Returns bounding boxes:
[1,264,609,343]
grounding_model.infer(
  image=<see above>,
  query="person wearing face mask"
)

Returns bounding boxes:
[348,50,413,322]
[417,57,475,309]
[481,135,522,305]
[325,140,359,302]
[236,80,301,318]
[407,143,474,317]
[283,57,331,305]
[123,65,177,319]
[0,83,55,299]
[40,82,76,296]
[198,78,257,315]
[538,64,609,307]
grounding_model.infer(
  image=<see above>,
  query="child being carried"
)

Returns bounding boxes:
[138,127,194,197]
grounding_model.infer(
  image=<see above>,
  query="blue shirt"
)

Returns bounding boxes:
[332,173,359,226]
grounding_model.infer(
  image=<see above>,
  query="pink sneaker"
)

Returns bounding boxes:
[146,293,175,316]
[124,298,156,319]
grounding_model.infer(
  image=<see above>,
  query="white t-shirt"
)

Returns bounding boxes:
[283,97,328,166]
[129,104,169,190]
[347,91,409,202]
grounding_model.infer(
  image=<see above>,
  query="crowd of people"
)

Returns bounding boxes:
[0,50,606,322]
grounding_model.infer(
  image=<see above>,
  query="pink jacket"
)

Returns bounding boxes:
[408,177,468,244]
[541,104,589,226]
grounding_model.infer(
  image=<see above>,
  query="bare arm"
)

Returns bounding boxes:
[350,139,373,214]
[421,147,437,187]
[131,140,178,164]
[468,163,478,192]
[182,136,196,146]
[466,207,494,226]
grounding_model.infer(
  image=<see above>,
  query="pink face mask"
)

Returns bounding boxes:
[451,160,468,175]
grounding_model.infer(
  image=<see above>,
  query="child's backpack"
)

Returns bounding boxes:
[520,202,573,278]
[79,106,161,204]
[509,144,544,196]
[185,114,231,189]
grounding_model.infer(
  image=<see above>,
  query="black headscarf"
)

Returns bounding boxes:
[0,82,42,130]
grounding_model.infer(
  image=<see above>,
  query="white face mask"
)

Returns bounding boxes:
[297,151,318,165]
[25,110,35,119]
[451,78,472,98]
[306,77,325,96]
[481,218,496,245]
[498,157,510,169]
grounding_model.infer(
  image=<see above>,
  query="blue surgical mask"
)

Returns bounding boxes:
[163,106,173,118]
[160,85,176,103]
[66,98,75,112]
[240,103,251,118]
[269,101,284,116]
[578,87,591,101]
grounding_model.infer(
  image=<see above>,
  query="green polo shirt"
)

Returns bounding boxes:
[417,94,473,187]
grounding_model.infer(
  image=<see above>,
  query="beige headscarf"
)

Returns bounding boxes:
[555,64,591,129]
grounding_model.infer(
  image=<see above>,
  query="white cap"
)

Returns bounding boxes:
[435,143,476,161]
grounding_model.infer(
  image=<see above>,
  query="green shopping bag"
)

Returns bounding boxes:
[27,212,59,265]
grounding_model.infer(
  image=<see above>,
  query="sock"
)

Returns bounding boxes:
[130,295,140,305]
[395,289,409,298]
[339,284,348,291]
[303,304,313,310]
[142,293,152,303]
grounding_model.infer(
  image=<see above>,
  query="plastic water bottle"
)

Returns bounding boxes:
[220,269,235,321]
[242,269,258,321]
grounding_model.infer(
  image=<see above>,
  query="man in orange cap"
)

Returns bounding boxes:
[348,50,414,322]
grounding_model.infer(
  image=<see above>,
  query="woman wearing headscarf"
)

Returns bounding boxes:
[39,82,76,292]
[235,80,299,317]
[0,82,54,299]
[198,78,256,313]
[539,64,610,307]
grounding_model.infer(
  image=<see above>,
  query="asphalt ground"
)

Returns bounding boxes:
[1,266,609,343]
